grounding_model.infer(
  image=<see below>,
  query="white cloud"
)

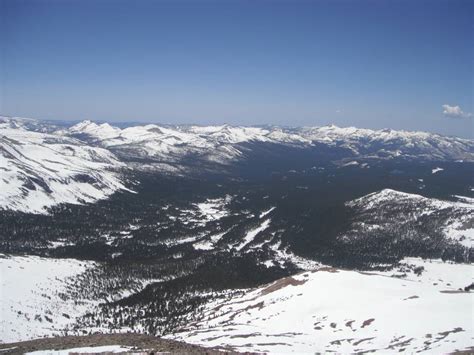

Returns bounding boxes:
[442,104,472,118]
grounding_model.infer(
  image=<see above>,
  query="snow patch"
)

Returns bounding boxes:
[259,206,275,218]
[235,220,271,251]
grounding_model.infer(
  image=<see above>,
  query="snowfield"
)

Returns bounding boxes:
[170,258,474,354]
[0,255,98,343]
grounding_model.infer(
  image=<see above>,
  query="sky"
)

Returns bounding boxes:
[1,0,473,138]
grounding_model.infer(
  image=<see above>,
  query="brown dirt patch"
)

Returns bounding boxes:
[313,267,339,273]
[361,318,375,328]
[0,333,241,354]
[451,345,474,354]
[440,290,471,294]
[260,276,306,295]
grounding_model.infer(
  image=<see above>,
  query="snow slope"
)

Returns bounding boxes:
[0,255,98,343]
[170,258,474,353]
[0,118,130,214]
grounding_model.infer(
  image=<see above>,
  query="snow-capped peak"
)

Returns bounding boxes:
[62,119,474,164]
[70,120,121,139]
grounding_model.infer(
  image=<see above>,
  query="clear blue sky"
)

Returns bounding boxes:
[1,0,472,137]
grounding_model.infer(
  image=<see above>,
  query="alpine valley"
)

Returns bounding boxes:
[0,116,473,353]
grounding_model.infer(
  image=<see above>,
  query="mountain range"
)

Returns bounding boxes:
[0,116,472,353]
[1,116,473,213]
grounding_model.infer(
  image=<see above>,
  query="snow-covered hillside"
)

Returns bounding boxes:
[0,117,130,214]
[0,254,161,344]
[170,258,474,354]
[0,255,97,343]
[344,189,474,248]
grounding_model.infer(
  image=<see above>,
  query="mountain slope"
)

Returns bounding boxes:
[332,189,474,265]
[345,189,474,247]
[0,118,131,214]
[170,258,474,354]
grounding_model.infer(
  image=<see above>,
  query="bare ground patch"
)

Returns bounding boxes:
[260,276,306,295]
[0,333,240,354]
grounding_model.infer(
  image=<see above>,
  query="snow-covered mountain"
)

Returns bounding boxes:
[65,119,474,165]
[296,125,474,161]
[66,120,294,165]
[170,258,474,354]
[0,117,130,214]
